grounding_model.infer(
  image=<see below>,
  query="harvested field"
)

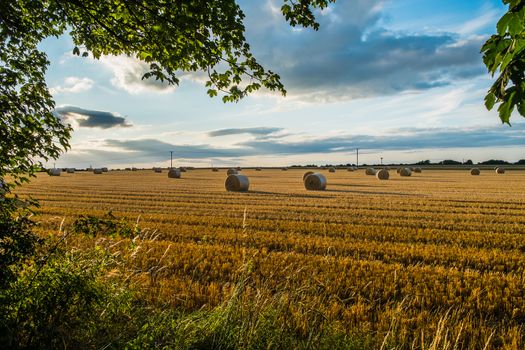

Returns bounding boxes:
[15,168,525,348]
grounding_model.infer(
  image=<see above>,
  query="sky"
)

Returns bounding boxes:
[41,0,525,168]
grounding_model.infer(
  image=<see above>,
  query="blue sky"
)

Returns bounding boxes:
[42,0,524,168]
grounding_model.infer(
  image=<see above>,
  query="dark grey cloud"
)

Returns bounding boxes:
[208,127,283,137]
[105,139,252,159]
[237,124,525,155]
[71,124,525,164]
[240,1,487,100]
[55,106,132,129]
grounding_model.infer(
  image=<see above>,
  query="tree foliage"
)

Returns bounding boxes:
[482,0,525,124]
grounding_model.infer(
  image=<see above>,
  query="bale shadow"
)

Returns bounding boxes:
[330,183,380,188]
[325,189,425,197]
[248,190,331,199]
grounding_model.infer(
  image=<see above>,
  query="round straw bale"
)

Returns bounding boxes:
[470,168,480,175]
[225,174,249,192]
[396,168,401,174]
[304,173,327,191]
[255,167,262,171]
[328,167,336,173]
[66,168,75,174]
[399,168,412,177]
[236,166,242,171]
[281,167,288,171]
[93,168,103,174]
[413,167,422,173]
[102,167,108,172]
[168,168,181,178]
[347,167,354,172]
[48,168,61,176]
[212,168,219,172]
[125,167,131,171]
[179,167,187,172]
[131,167,137,171]
[365,168,376,176]
[376,168,389,180]
[227,168,238,175]
[154,167,162,173]
[303,171,314,181]
[496,167,505,174]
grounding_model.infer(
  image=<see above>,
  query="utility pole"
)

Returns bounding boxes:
[380,157,383,166]
[356,148,359,168]
[170,151,173,169]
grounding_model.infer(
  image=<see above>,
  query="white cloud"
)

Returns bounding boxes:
[98,55,176,94]
[50,76,94,94]
[97,55,209,94]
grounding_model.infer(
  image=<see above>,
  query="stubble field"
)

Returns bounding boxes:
[17,168,525,348]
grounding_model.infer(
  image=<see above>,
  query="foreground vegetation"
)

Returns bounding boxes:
[6,168,525,349]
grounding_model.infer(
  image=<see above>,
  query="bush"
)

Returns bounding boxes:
[0,245,137,349]
[71,211,138,238]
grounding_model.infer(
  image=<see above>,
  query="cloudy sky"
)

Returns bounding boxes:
[42,0,524,168]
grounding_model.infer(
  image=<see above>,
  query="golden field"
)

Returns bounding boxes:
[16,168,525,349]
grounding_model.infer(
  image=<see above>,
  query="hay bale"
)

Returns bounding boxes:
[255,167,262,171]
[125,167,131,171]
[93,168,103,174]
[66,168,75,174]
[281,167,288,171]
[496,167,505,174]
[413,167,422,173]
[303,171,314,181]
[304,173,327,191]
[154,167,162,173]
[48,168,61,176]
[470,168,480,175]
[212,168,219,172]
[227,168,238,175]
[179,167,187,172]
[396,168,401,174]
[236,166,242,171]
[376,168,389,180]
[365,168,376,176]
[102,167,109,172]
[328,167,336,173]
[347,167,354,172]
[399,168,412,177]
[225,174,249,192]
[168,168,181,178]
[131,167,138,171]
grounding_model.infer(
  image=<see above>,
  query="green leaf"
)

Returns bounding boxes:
[508,14,524,35]
[497,91,516,124]
[485,92,496,110]
[497,13,512,35]
[518,102,525,117]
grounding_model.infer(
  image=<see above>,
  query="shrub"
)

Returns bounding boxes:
[71,211,138,238]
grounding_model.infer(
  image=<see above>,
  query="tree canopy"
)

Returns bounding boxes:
[482,0,525,124]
